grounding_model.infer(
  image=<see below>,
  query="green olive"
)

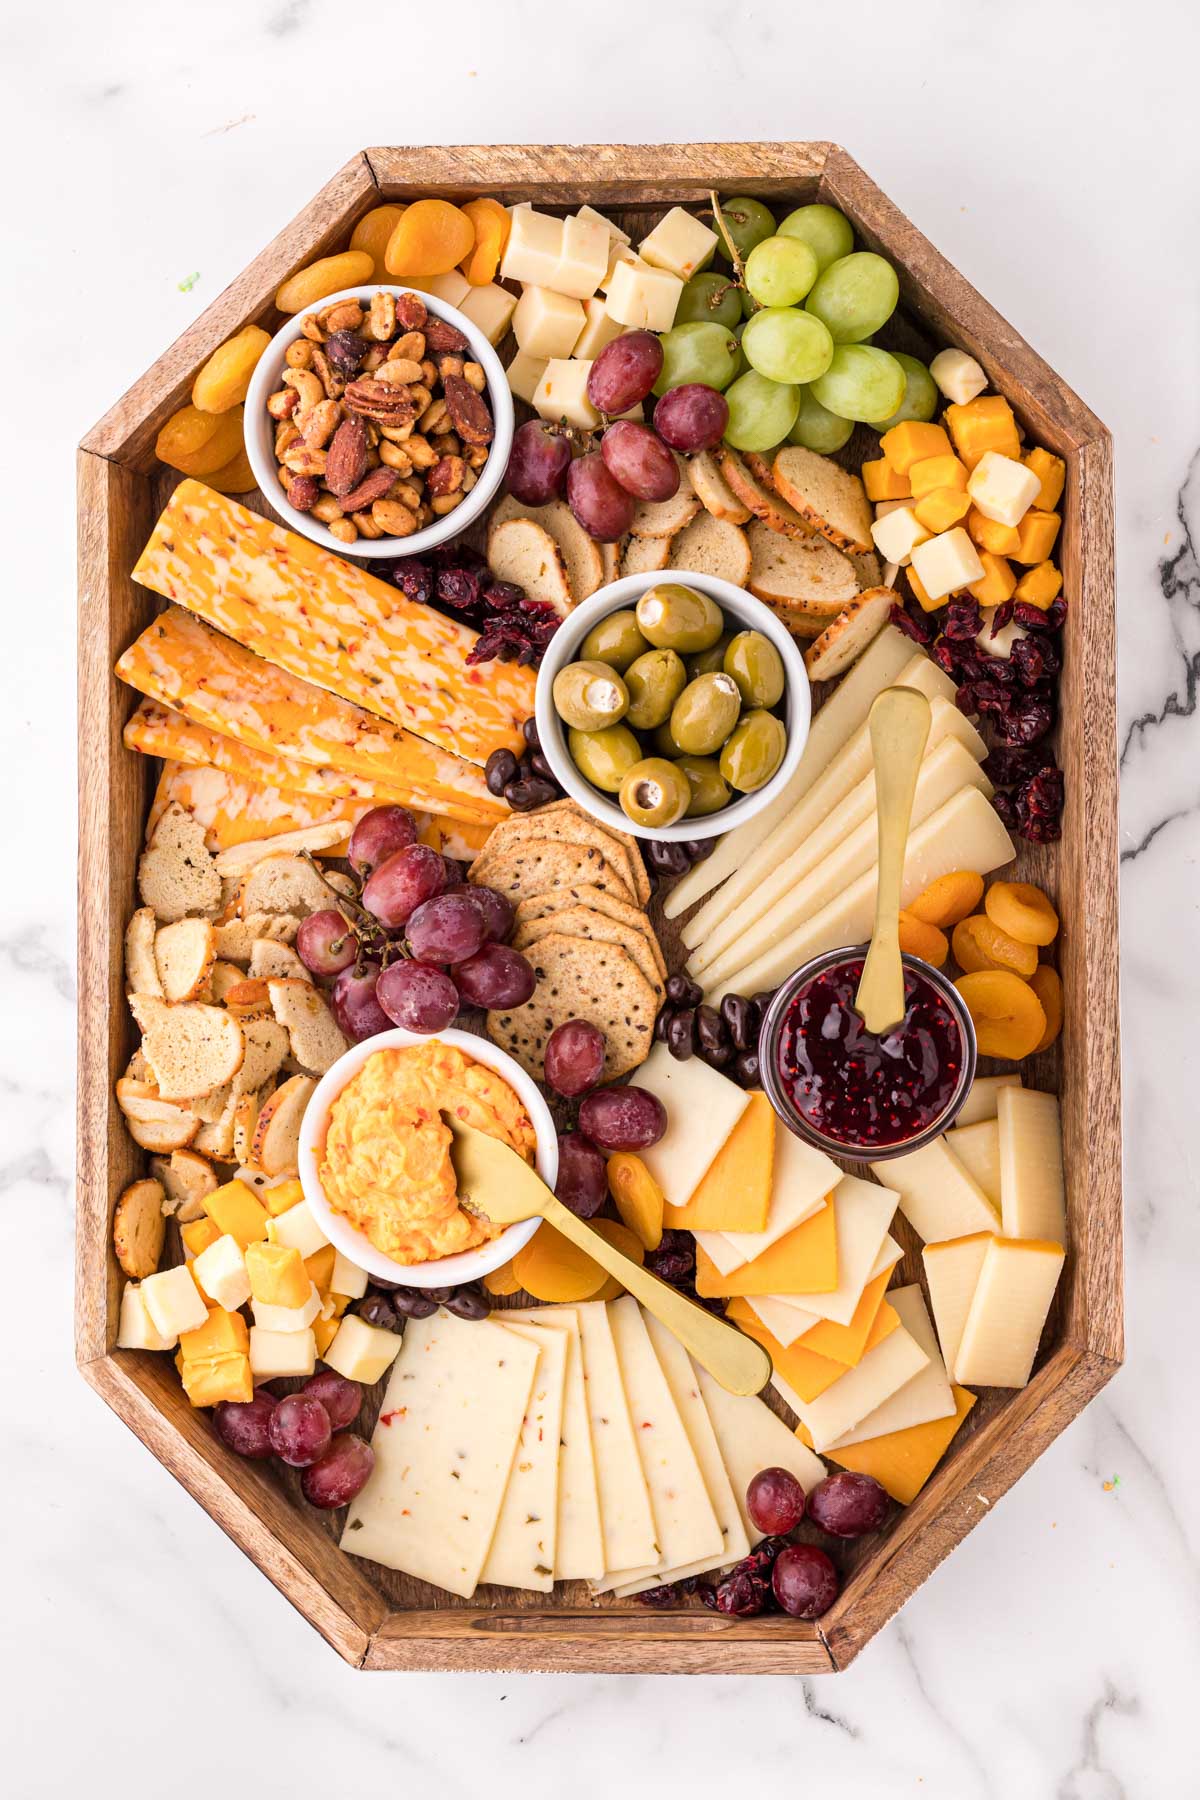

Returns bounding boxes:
[623,648,687,731]
[579,608,651,672]
[618,757,692,829]
[635,582,726,654]
[552,660,630,732]
[675,754,732,817]
[568,723,643,792]
[669,671,743,756]
[723,630,786,708]
[651,719,685,758]
[719,709,787,792]
[686,631,735,679]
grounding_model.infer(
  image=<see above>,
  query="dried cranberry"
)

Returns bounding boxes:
[943,598,983,641]
[931,638,958,678]
[645,1230,696,1285]
[993,694,1054,746]
[955,684,981,717]
[1011,635,1061,687]
[982,743,1055,787]
[974,651,1018,684]
[891,599,936,645]
[990,599,1015,632]
[437,565,485,611]
[1016,764,1065,834]
[634,1584,680,1608]
[483,581,525,611]
[383,558,433,606]
[1012,597,1067,634]
[991,789,1019,829]
[972,682,1013,716]
[704,1570,772,1615]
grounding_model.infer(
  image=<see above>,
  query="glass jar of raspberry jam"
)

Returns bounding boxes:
[758,946,977,1160]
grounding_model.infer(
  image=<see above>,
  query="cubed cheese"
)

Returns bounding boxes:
[550,213,610,299]
[457,281,517,346]
[604,257,683,331]
[572,295,625,360]
[930,347,988,406]
[117,1281,177,1351]
[870,505,931,565]
[181,1216,220,1260]
[506,348,548,405]
[245,1239,310,1308]
[598,241,643,295]
[967,452,1042,527]
[266,1199,329,1259]
[638,206,719,281]
[533,358,601,430]
[576,203,630,247]
[513,286,587,359]
[203,1179,269,1247]
[252,1282,323,1333]
[331,1249,369,1300]
[322,1313,403,1384]
[141,1263,209,1339]
[414,271,470,307]
[179,1306,249,1362]
[192,1233,251,1311]
[249,1325,317,1378]
[910,528,985,601]
[500,208,566,288]
[179,1353,253,1408]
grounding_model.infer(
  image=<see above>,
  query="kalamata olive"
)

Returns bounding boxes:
[720,993,758,1051]
[732,1048,761,1087]
[654,1006,672,1042]
[390,1290,439,1320]
[667,1008,697,1060]
[444,1283,492,1321]
[529,750,556,782]
[486,747,519,796]
[647,839,690,877]
[683,837,716,862]
[504,776,559,812]
[666,974,703,1007]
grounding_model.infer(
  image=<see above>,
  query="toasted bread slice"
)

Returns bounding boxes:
[138,802,221,923]
[192,1088,238,1158]
[743,451,776,488]
[803,587,900,683]
[233,1081,273,1166]
[849,549,882,590]
[669,511,752,588]
[129,996,245,1102]
[125,907,163,999]
[772,445,874,553]
[747,521,860,615]
[153,916,216,1004]
[213,826,347,878]
[717,449,812,540]
[688,449,752,524]
[240,1016,291,1090]
[116,1078,201,1153]
[236,853,334,920]
[248,939,309,982]
[629,457,699,538]
[621,532,672,576]
[601,540,621,584]
[149,1148,217,1222]
[491,495,605,604]
[487,517,574,616]
[213,912,301,966]
[250,1073,316,1177]
[113,1178,166,1279]
[221,977,274,1022]
[268,979,349,1075]
[124,1048,155,1087]
[209,958,248,1002]
[190,1079,234,1124]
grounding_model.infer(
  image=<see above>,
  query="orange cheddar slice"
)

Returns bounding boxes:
[132,481,535,764]
[662,1091,775,1234]
[796,1274,900,1367]
[726,1298,848,1403]
[809,1383,977,1504]
[694,1196,838,1297]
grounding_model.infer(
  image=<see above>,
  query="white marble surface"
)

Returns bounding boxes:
[4,0,1198,1790]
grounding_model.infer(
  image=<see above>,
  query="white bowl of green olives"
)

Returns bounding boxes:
[535,572,810,841]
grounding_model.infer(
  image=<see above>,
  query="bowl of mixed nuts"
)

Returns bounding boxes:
[244,284,513,557]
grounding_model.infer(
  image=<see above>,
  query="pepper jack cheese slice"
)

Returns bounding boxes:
[132,481,535,764]
[503,1307,605,1583]
[697,1129,839,1274]
[997,1086,1066,1243]
[575,1300,657,1575]
[922,1232,993,1375]
[692,1361,826,1538]
[824,1285,955,1450]
[953,1236,1065,1388]
[818,1384,977,1504]
[632,1045,751,1217]
[886,1135,1000,1245]
[480,1321,567,1592]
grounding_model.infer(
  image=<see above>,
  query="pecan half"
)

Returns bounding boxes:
[423,317,470,354]
[343,377,421,425]
[442,375,494,446]
[394,292,428,331]
[336,465,400,513]
[325,415,369,496]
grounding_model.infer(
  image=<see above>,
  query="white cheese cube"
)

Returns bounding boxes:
[266,1199,329,1259]
[457,281,517,346]
[513,286,587,359]
[500,208,566,288]
[141,1264,209,1339]
[870,505,931,565]
[638,205,719,282]
[572,296,625,360]
[117,1282,177,1351]
[875,497,918,519]
[910,527,986,601]
[976,606,1028,660]
[604,257,684,331]
[576,203,630,247]
[414,271,470,308]
[192,1233,251,1311]
[331,1250,369,1300]
[549,213,610,299]
[599,242,642,295]
[322,1314,403,1384]
[506,349,548,405]
[252,1282,322,1333]
[249,1326,317,1378]
[930,347,988,406]
[533,358,601,430]
[967,452,1042,528]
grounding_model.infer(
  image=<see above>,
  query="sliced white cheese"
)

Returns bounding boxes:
[886,1135,1000,1244]
[948,1118,1002,1208]
[955,1072,1022,1127]
[748,1232,904,1342]
[998,1086,1067,1243]
[341,1312,538,1599]
[922,1232,993,1374]
[824,1285,956,1450]
[756,1177,898,1322]
[954,1237,1065,1387]
[697,1130,839,1275]
[776,1319,930,1452]
[480,1322,567,1593]
[632,1043,750,1213]
[692,1361,826,1538]
[575,1299,657,1574]
[502,1307,605,1582]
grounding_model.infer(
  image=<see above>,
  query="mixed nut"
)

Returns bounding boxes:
[266,288,495,546]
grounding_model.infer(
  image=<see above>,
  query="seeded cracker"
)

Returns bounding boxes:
[488,934,657,1081]
[514,883,665,980]
[512,906,664,999]
[471,838,635,908]
[471,801,645,905]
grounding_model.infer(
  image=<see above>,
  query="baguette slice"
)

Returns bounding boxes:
[630,457,699,538]
[213,912,301,966]
[154,917,217,1004]
[803,587,899,683]
[113,1178,166,1279]
[214,825,347,877]
[669,511,752,587]
[116,1078,201,1153]
[138,801,221,923]
[771,445,874,553]
[240,1016,292,1090]
[129,996,246,1101]
[718,448,811,539]
[688,449,752,524]
[487,517,574,616]
[250,1073,316,1177]
[747,520,860,616]
[237,854,336,920]
[268,979,349,1075]
[490,495,605,604]
[601,540,621,584]
[125,907,163,999]
[621,532,672,577]
[248,939,308,982]
[149,1148,217,1222]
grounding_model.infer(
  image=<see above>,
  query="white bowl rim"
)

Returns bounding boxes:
[243,284,514,560]
[297,1025,556,1288]
[534,570,811,842]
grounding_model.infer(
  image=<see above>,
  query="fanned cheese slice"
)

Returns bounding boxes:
[695,1194,839,1298]
[480,1322,567,1592]
[731,1294,901,1403]
[747,1259,897,1361]
[692,1362,826,1537]
[815,1384,977,1503]
[922,1233,993,1375]
[504,1306,605,1582]
[824,1285,956,1450]
[948,1118,1002,1208]
[697,1130,839,1274]
[633,1046,750,1217]
[575,1300,657,1574]
[886,1135,1000,1244]
[663,1090,775,1234]
[132,480,535,763]
[713,1177,898,1322]
[774,1317,930,1453]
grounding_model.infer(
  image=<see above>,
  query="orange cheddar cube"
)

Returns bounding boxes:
[181,1216,221,1259]
[1022,445,1065,512]
[1012,509,1061,564]
[906,566,939,613]
[179,1306,250,1362]
[879,420,952,474]
[966,506,1021,557]
[862,458,911,502]
[1013,561,1063,609]
[245,1240,311,1308]
[945,395,1020,470]
[967,552,1017,607]
[203,1179,269,1247]
[914,487,971,534]
[909,453,969,499]
[263,1178,305,1216]
[178,1352,254,1409]
[305,1244,337,1296]
[312,1315,340,1358]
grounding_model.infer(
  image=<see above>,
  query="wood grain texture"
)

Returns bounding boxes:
[366,142,830,206]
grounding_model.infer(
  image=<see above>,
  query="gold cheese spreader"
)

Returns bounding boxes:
[854,685,933,1033]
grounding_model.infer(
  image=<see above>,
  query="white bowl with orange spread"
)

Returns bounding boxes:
[298,1027,558,1288]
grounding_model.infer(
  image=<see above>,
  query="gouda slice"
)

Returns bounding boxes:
[633,1046,751,1217]
[997,1086,1066,1243]
[953,1236,1065,1388]
[886,1135,1000,1244]
[948,1118,1002,1208]
[955,1072,1022,1127]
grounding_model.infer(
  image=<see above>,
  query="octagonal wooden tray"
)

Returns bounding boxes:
[77,143,1121,1673]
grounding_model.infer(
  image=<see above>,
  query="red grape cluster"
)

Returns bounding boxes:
[653,976,774,1087]
[213,1372,374,1510]
[536,1015,668,1219]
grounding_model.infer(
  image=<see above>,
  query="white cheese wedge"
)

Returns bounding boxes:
[456,281,517,347]
[513,285,587,359]
[663,625,915,921]
[604,256,683,331]
[480,1322,567,1592]
[341,1312,538,1598]
[321,1313,399,1384]
[575,1300,657,1574]
[692,1362,826,1538]
[504,1307,605,1582]
[506,348,548,406]
[191,1233,250,1311]
[748,1233,904,1342]
[249,1325,316,1378]
[500,207,566,288]
[824,1285,956,1450]
[141,1263,208,1339]
[885,1135,1000,1245]
[998,1086,1066,1242]
[776,1317,930,1452]
[533,358,600,430]
[330,1249,368,1300]
[631,1044,750,1214]
[956,1072,1022,1127]
[909,527,985,601]
[948,1118,1002,1208]
[930,347,988,406]
[266,1199,328,1259]
[922,1232,993,1374]
[117,1281,177,1350]
[638,206,719,281]
[576,203,630,247]
[598,241,643,294]
[870,504,930,565]
[954,1236,1065,1388]
[967,451,1041,527]
[551,212,610,299]
[758,1179,901,1322]
[572,295,625,360]
[697,1131,840,1275]
[251,1281,322,1333]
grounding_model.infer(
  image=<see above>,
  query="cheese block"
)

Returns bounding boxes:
[662,1090,774,1234]
[955,1071,1022,1126]
[502,1307,604,1582]
[480,1322,567,1592]
[748,1262,900,1361]
[663,625,916,920]
[953,1236,1065,1387]
[500,206,565,287]
[550,212,610,299]
[886,1135,1000,1244]
[692,1362,826,1539]
[820,1384,977,1503]
[697,1130,838,1274]
[513,285,587,358]
[998,1086,1066,1242]
[574,1300,657,1574]
[695,1195,838,1298]
[776,1317,930,1453]
[730,1297,880,1404]
[824,1285,955,1450]
[131,482,536,764]
[638,206,720,282]
[456,280,518,346]
[632,1045,750,1216]
[948,1118,1002,1208]
[572,295,625,361]
[922,1233,993,1374]
[341,1312,539,1598]
[718,1177,898,1321]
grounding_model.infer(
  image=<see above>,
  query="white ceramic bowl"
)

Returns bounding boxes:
[534,571,811,843]
[243,285,514,560]
[297,1026,557,1288]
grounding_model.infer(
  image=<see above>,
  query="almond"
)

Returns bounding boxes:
[325,415,369,496]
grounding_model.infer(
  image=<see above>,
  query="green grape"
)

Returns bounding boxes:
[809,345,907,424]
[674,272,744,331]
[652,321,740,395]
[777,203,854,273]
[787,386,855,453]
[723,370,800,452]
[873,352,938,429]
[744,235,819,308]
[740,287,759,322]
[741,307,834,386]
[805,252,899,344]
[716,195,777,261]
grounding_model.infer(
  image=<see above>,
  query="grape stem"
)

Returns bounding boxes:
[297,850,411,973]
[706,191,757,313]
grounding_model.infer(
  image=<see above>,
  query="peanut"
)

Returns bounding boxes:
[430,492,464,516]
[285,339,315,370]
[310,494,345,523]
[301,398,342,448]
[379,440,413,473]
[327,517,359,544]
[281,443,328,476]
[463,361,487,393]
[351,509,386,539]
[321,299,364,332]
[267,388,299,420]
[371,498,418,536]
[377,358,424,386]
[405,434,437,469]
[367,290,397,341]
[394,330,425,361]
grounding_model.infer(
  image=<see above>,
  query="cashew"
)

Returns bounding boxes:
[282,368,324,412]
[300,398,342,448]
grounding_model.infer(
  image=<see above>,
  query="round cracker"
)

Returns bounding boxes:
[113,1177,167,1279]
[487,933,657,1082]
[471,805,641,902]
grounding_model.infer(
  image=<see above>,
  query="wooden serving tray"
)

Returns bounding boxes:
[77,143,1122,1674]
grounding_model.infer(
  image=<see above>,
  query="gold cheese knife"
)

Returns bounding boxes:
[854,685,933,1033]
[445,1115,773,1396]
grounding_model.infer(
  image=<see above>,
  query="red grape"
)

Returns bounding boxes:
[406,893,486,965]
[506,419,572,505]
[362,843,447,927]
[296,908,357,977]
[653,383,730,454]
[376,960,460,1032]
[566,450,636,542]
[331,962,391,1041]
[554,1131,608,1217]
[300,1433,376,1509]
[213,1391,276,1459]
[577,1085,667,1151]
[544,1019,606,1096]
[455,943,536,1009]
[348,804,418,878]
[746,1466,807,1534]
[587,331,664,415]
[806,1471,889,1538]
[301,1370,363,1431]
[455,882,514,944]
[771,1543,840,1618]
[600,421,680,501]
[268,1393,332,1468]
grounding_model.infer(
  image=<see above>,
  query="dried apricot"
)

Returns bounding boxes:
[483,1258,523,1297]
[513,1222,610,1303]
[951,913,1038,979]
[155,403,245,476]
[985,879,1060,947]
[385,199,476,278]
[203,447,257,494]
[588,1218,647,1300]
[275,251,374,314]
[460,197,512,285]
[1028,965,1063,1052]
[607,1152,665,1251]
[192,324,271,413]
[897,911,949,968]
[955,971,1046,1059]
[907,869,984,929]
[349,204,407,280]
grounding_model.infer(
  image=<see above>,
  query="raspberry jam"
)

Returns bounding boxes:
[771,955,967,1151]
